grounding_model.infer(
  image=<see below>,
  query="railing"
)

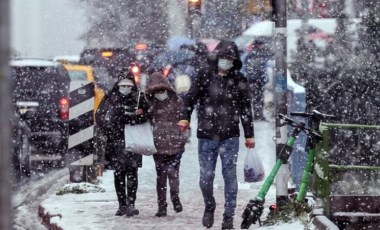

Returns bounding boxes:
[313,123,380,222]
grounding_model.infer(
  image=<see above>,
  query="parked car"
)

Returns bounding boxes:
[10,58,71,166]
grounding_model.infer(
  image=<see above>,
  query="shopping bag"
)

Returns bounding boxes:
[244,148,265,183]
[124,121,157,156]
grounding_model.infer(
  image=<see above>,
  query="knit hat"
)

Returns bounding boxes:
[118,78,134,86]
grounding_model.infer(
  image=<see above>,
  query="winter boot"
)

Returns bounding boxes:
[155,203,167,217]
[125,204,139,217]
[115,205,127,216]
[171,196,183,213]
[221,215,234,229]
[202,206,215,228]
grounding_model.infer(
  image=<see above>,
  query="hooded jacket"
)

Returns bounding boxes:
[145,72,187,155]
[180,40,254,141]
[208,40,243,74]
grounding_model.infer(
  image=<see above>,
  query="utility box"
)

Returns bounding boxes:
[313,123,380,228]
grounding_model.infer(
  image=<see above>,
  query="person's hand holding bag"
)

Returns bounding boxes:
[245,138,255,148]
[177,120,189,133]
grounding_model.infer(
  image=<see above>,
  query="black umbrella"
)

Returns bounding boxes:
[148,49,195,73]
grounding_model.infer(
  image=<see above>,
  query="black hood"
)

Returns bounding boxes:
[208,40,242,71]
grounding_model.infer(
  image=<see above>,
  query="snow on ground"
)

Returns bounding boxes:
[12,169,69,230]
[36,114,314,230]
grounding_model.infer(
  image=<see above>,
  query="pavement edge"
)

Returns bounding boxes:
[38,204,64,230]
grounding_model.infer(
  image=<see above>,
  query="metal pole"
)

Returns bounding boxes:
[273,0,288,207]
[0,0,12,228]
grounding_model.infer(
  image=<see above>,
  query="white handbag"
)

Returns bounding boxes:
[124,92,157,155]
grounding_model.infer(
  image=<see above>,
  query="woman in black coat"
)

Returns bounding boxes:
[96,75,149,217]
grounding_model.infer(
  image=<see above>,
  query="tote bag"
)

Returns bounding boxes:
[125,121,157,155]
[244,148,265,183]
[124,92,157,155]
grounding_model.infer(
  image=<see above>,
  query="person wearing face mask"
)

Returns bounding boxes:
[95,74,149,217]
[145,72,188,217]
[178,40,255,229]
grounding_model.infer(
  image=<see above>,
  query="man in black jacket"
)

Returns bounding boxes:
[178,40,255,229]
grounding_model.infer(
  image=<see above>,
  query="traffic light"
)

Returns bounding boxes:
[188,0,202,15]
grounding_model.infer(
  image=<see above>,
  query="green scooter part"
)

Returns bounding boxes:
[296,148,315,202]
[256,136,296,201]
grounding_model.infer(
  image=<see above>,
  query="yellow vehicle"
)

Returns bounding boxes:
[63,64,105,112]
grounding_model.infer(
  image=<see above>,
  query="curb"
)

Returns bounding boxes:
[38,205,64,230]
[311,208,340,230]
[312,216,340,230]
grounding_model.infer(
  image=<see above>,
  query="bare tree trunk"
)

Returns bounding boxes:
[0,0,12,229]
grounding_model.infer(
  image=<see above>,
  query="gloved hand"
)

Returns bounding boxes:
[245,138,255,148]
[177,120,189,133]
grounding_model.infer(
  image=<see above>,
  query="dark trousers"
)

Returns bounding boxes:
[153,152,183,207]
[198,137,239,217]
[114,166,138,207]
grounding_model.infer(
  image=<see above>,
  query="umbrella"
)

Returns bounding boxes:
[148,50,195,73]
[199,38,220,52]
[166,36,195,51]
[242,20,274,37]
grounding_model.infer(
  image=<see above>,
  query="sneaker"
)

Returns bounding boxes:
[125,205,139,217]
[202,210,215,228]
[221,215,234,229]
[172,197,183,213]
[115,206,127,216]
[155,204,167,217]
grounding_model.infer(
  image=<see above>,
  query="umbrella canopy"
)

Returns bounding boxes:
[199,38,220,52]
[148,49,195,73]
[166,36,195,51]
[242,20,274,37]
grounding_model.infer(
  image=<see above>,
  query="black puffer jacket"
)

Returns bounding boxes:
[96,76,149,167]
[180,40,254,141]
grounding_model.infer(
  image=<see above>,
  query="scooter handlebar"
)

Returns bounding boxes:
[290,110,338,120]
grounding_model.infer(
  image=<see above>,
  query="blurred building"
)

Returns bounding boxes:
[243,0,372,20]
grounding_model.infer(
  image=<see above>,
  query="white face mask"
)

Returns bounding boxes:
[154,91,168,101]
[119,86,132,95]
[218,58,234,71]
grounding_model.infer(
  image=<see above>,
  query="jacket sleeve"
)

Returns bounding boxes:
[118,93,148,126]
[95,92,112,133]
[179,67,207,121]
[238,74,255,138]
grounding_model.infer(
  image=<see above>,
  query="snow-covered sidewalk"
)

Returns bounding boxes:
[38,121,310,230]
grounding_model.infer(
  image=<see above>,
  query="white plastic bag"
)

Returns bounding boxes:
[124,121,157,156]
[244,148,265,183]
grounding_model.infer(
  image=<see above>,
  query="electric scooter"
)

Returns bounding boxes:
[241,110,336,229]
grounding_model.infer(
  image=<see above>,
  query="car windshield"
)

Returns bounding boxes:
[67,70,87,81]
[12,67,66,100]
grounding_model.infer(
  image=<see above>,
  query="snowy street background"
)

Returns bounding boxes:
[12,114,313,230]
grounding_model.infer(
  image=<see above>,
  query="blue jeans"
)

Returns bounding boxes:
[198,137,239,217]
